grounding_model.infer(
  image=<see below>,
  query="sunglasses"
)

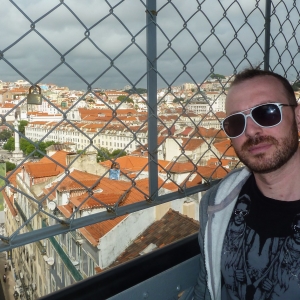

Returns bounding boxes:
[222,103,296,138]
[234,209,249,217]
[293,225,300,233]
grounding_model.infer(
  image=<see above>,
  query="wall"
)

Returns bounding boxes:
[98,207,155,269]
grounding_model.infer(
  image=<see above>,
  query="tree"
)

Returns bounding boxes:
[111,149,126,159]
[124,88,147,94]
[20,139,56,157]
[39,141,56,155]
[3,137,15,151]
[210,73,225,80]
[20,138,33,154]
[173,98,185,103]
[6,161,16,172]
[3,138,55,158]
[0,130,12,141]
[117,95,133,103]
[292,81,300,91]
[97,147,111,162]
[18,120,29,135]
[96,148,127,162]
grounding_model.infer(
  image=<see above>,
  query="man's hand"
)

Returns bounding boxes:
[235,269,245,282]
[261,278,273,292]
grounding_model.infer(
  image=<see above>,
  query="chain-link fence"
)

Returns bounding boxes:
[0,0,299,297]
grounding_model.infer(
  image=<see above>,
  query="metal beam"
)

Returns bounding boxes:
[0,181,216,252]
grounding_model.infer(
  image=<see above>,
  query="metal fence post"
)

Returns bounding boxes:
[264,0,272,70]
[146,0,158,202]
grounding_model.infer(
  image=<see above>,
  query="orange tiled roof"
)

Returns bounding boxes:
[106,209,199,270]
[178,126,194,136]
[78,215,127,247]
[23,151,71,179]
[182,138,205,151]
[165,160,195,173]
[160,125,176,136]
[69,191,125,209]
[0,103,15,108]
[160,180,179,192]
[54,170,101,192]
[206,157,232,167]
[198,165,229,180]
[214,139,237,157]
[67,178,162,246]
[40,150,70,167]
[215,111,226,117]
[215,131,228,138]
[100,156,169,173]
[1,190,17,217]
[6,167,21,188]
[24,163,62,178]
[42,187,56,201]
[57,203,73,218]
[194,127,220,138]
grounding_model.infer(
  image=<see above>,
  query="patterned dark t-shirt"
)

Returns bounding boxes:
[221,174,300,300]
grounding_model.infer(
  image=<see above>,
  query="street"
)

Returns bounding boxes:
[0,251,17,300]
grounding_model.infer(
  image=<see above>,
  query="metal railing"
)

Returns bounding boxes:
[39,233,200,300]
[0,0,299,297]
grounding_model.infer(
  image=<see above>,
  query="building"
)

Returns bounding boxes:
[3,147,202,297]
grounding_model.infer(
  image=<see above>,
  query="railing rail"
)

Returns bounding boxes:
[39,233,199,300]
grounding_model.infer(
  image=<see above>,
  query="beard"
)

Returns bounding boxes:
[235,121,299,174]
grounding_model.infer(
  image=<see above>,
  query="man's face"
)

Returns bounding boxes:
[226,76,299,174]
[292,219,300,245]
[234,202,249,225]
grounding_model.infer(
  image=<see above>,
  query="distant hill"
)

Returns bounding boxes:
[124,88,147,94]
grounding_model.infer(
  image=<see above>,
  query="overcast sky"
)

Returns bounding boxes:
[0,0,299,91]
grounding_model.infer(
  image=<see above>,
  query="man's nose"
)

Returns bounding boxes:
[244,114,263,137]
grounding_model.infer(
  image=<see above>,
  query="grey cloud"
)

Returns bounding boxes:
[0,0,299,90]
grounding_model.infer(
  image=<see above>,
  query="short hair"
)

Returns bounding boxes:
[230,67,297,106]
[236,194,251,209]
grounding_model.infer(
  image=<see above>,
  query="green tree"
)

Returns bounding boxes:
[97,147,111,162]
[3,137,15,151]
[0,130,12,141]
[24,143,36,156]
[173,98,185,103]
[39,141,56,155]
[210,73,225,80]
[117,95,133,103]
[1,138,55,158]
[96,148,127,162]
[6,161,16,172]
[18,120,29,135]
[292,81,300,91]
[111,149,126,159]
[77,150,86,155]
[124,88,147,94]
[20,138,31,153]
[20,139,56,157]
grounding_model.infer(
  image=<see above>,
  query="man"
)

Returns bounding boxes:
[193,68,300,300]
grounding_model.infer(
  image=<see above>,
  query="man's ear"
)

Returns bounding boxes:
[295,104,300,131]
